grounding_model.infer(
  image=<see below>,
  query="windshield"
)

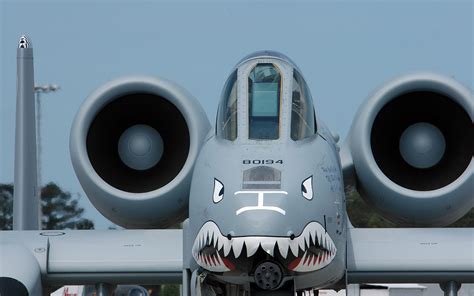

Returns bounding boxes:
[248,64,281,140]
[217,70,238,140]
[291,70,316,140]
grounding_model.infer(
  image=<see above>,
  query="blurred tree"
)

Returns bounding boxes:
[0,184,14,230]
[0,182,94,230]
[160,285,180,296]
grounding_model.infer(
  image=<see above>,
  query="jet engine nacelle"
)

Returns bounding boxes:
[70,76,210,228]
[346,73,473,226]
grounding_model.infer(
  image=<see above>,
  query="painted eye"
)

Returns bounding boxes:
[213,178,224,203]
[301,176,313,200]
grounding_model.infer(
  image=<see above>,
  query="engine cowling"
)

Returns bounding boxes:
[346,73,473,226]
[70,76,210,228]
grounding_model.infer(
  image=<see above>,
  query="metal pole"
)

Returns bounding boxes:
[33,84,60,228]
[13,35,40,230]
[35,91,42,190]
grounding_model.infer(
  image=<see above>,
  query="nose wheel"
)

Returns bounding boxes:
[254,261,283,291]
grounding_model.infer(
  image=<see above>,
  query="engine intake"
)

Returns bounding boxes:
[347,73,473,226]
[70,76,210,228]
[371,90,473,191]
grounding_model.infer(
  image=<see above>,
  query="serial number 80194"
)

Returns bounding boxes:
[243,159,283,165]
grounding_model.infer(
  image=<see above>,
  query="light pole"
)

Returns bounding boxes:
[34,84,60,191]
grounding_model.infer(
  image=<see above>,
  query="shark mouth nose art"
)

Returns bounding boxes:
[192,221,337,273]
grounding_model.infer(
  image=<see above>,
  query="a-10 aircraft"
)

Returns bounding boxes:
[0,36,473,296]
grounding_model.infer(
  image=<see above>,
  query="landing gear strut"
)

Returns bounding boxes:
[440,281,461,296]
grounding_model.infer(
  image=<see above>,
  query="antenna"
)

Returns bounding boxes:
[13,35,40,230]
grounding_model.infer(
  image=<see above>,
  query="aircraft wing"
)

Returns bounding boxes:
[0,230,183,286]
[346,226,474,283]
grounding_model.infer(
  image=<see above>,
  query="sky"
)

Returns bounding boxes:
[0,0,472,230]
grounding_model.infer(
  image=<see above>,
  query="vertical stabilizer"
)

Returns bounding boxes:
[13,35,40,230]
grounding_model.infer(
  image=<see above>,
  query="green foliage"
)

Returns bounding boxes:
[449,209,474,227]
[0,184,14,230]
[346,185,474,228]
[346,186,396,228]
[160,285,180,296]
[0,182,94,230]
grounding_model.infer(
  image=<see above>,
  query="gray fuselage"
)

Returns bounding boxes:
[187,52,347,290]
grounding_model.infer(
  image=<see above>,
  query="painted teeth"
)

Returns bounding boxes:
[277,238,289,258]
[233,238,245,258]
[192,222,230,272]
[192,221,337,273]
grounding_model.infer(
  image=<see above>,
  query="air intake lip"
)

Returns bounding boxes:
[70,76,210,228]
[347,73,473,226]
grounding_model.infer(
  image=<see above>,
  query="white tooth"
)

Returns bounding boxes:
[245,237,260,257]
[289,239,300,257]
[210,229,215,247]
[311,230,316,245]
[200,231,207,249]
[313,254,319,267]
[312,254,318,266]
[300,252,307,265]
[319,223,325,234]
[217,235,224,251]
[298,235,306,251]
[211,254,218,266]
[233,238,245,258]
[213,233,218,248]
[309,223,317,237]
[317,232,323,246]
[304,230,310,249]
[217,256,225,268]
[205,254,211,266]
[207,254,213,266]
[223,239,232,256]
[308,254,315,266]
[197,233,201,249]
[277,238,289,258]
[209,254,215,267]
[261,238,276,257]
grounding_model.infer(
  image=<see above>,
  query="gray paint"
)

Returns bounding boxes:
[13,36,40,230]
[346,227,474,280]
[0,230,183,287]
[0,241,42,295]
[187,54,346,291]
[47,230,182,273]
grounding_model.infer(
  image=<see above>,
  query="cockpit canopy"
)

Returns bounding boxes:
[217,51,316,142]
